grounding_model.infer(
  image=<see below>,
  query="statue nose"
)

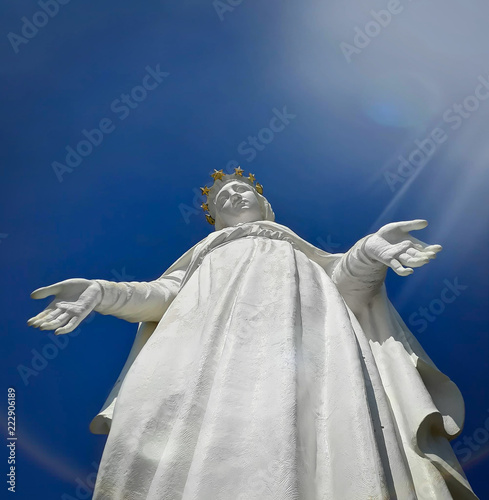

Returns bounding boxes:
[230,192,242,203]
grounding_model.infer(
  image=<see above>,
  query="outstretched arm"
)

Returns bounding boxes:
[93,272,183,322]
[28,270,184,335]
[332,220,441,314]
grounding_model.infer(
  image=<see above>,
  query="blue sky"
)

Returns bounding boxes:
[1,0,488,498]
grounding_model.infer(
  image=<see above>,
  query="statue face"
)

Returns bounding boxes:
[214,180,262,227]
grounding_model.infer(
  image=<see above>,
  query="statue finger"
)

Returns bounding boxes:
[398,252,430,268]
[39,313,71,331]
[407,247,436,260]
[377,222,398,236]
[32,316,55,328]
[406,248,419,257]
[424,244,443,253]
[396,219,428,233]
[31,283,64,300]
[28,309,55,326]
[379,220,428,237]
[405,234,442,253]
[389,258,414,276]
[383,240,412,258]
[55,316,81,336]
[403,234,427,247]
[36,308,63,325]
[30,306,62,327]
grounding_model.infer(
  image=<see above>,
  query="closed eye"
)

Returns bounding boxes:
[216,184,250,207]
[217,193,228,207]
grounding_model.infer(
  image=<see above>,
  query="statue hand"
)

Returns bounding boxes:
[27,278,102,335]
[364,219,442,277]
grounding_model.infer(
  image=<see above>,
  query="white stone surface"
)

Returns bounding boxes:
[28,179,478,499]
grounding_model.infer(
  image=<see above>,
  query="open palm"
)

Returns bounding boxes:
[27,278,102,335]
[365,219,442,276]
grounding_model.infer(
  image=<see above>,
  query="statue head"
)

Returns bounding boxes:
[201,168,275,230]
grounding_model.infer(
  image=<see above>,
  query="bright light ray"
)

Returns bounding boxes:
[1,419,87,485]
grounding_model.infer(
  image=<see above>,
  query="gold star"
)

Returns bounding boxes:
[211,169,225,181]
[255,182,263,195]
[234,167,244,176]
[205,214,215,225]
[248,173,256,183]
[201,203,209,211]
[200,186,210,196]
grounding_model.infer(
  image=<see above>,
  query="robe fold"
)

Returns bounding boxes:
[90,221,477,500]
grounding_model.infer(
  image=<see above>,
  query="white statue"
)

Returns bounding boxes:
[28,169,478,499]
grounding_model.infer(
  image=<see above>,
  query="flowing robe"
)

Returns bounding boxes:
[91,221,478,500]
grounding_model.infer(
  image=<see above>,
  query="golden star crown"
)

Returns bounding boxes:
[200,167,264,225]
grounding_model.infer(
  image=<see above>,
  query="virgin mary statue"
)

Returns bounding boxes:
[29,168,478,500]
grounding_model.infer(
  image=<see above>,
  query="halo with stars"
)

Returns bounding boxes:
[200,167,264,225]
